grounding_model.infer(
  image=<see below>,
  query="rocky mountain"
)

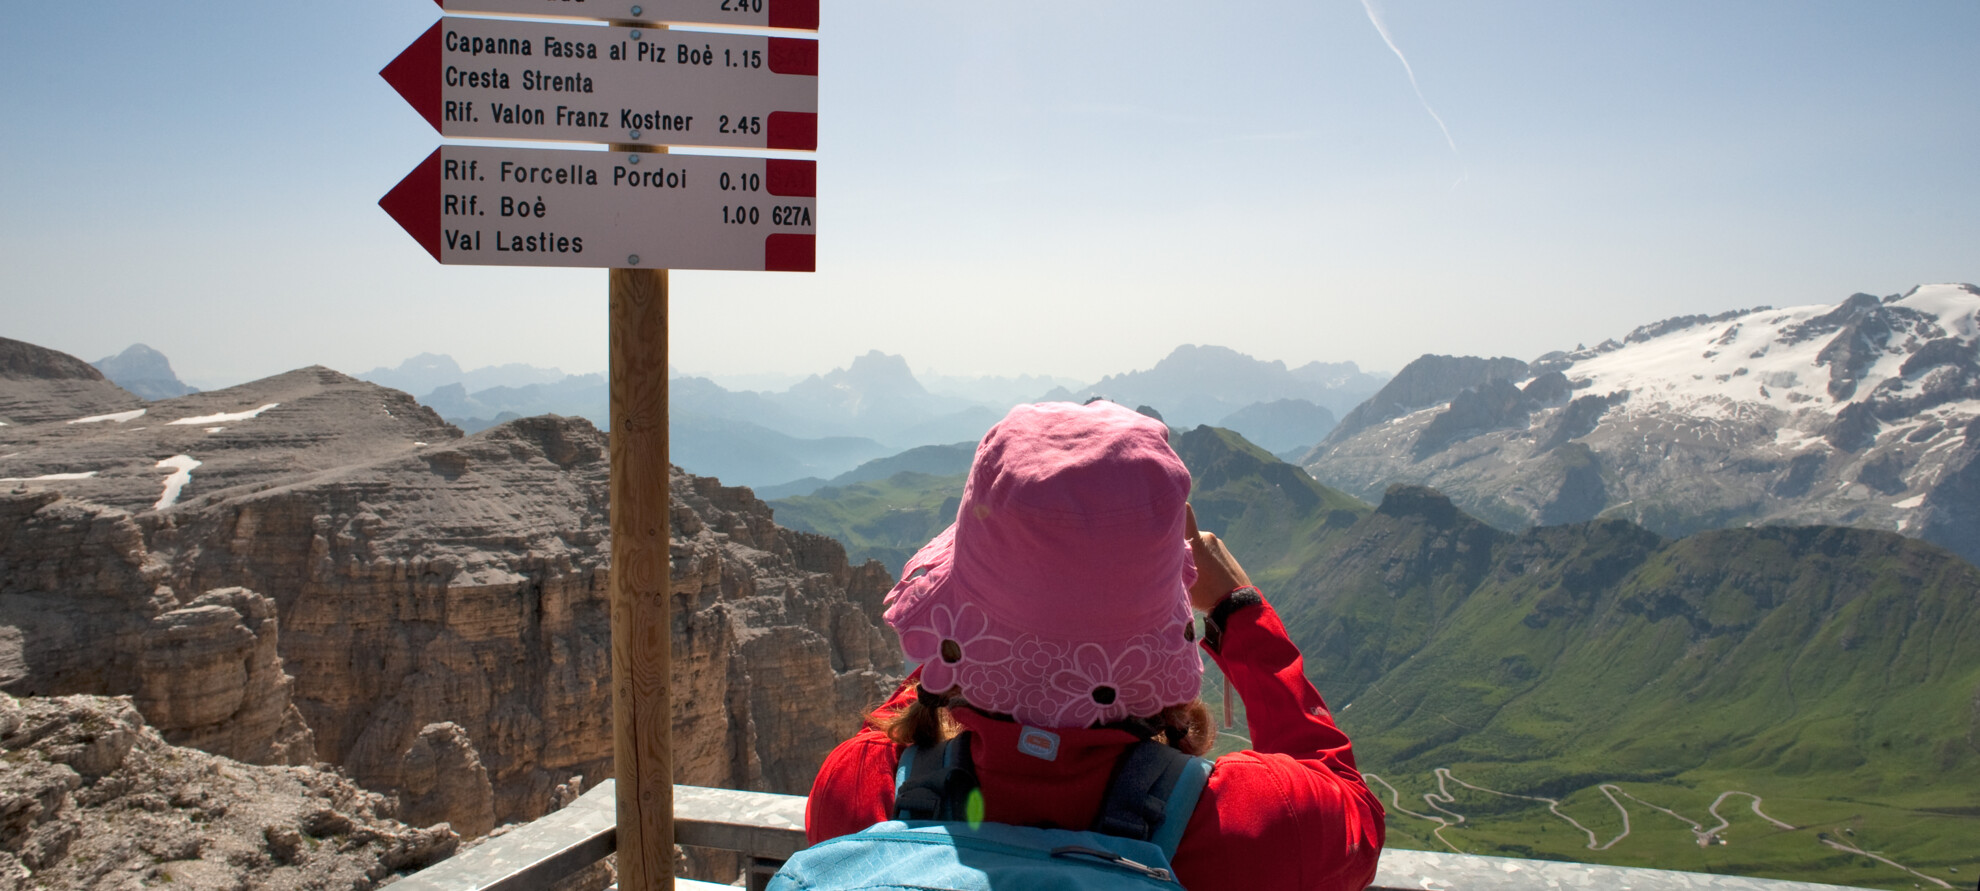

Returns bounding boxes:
[1312,354,1532,448]
[91,344,197,401]
[0,692,459,890]
[1063,344,1386,432]
[1303,284,1980,567]
[0,342,902,835]
[0,336,143,426]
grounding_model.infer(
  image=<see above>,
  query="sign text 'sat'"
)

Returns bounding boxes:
[437,0,818,30]
[380,145,816,270]
[383,17,817,150]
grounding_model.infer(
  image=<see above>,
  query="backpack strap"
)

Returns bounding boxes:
[1147,754,1212,858]
[1093,741,1213,858]
[892,733,978,822]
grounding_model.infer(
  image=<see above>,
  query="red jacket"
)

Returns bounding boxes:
[804,598,1386,891]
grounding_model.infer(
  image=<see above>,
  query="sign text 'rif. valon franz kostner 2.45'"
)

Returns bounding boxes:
[380,0,818,270]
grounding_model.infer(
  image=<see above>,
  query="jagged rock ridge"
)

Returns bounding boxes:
[0,347,902,836]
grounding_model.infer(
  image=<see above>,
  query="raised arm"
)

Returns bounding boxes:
[1177,506,1385,891]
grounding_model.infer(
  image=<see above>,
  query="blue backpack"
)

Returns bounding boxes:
[769,732,1213,890]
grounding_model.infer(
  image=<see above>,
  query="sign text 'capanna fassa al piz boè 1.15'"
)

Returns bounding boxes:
[380,0,818,271]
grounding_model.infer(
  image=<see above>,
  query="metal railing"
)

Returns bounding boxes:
[390,780,1872,891]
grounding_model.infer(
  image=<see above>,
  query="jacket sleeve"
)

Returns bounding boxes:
[802,671,915,844]
[1171,597,1386,891]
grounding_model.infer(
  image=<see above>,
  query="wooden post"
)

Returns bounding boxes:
[610,142,674,891]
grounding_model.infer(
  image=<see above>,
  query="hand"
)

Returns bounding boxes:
[1185,504,1253,612]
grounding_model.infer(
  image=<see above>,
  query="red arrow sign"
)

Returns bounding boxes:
[380,145,815,271]
[381,17,817,150]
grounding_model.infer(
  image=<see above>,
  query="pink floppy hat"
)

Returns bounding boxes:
[883,401,1202,729]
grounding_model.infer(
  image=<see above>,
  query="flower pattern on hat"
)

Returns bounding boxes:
[897,602,1013,697]
[896,594,1201,728]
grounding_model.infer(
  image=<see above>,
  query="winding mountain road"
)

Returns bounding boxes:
[1368,770,1798,854]
[1367,769,1958,888]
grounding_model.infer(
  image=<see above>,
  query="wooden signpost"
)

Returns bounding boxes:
[381,6,818,889]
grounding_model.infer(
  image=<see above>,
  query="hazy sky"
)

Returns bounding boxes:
[3,2,1974,390]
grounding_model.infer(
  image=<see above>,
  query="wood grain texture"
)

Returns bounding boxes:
[610,256,673,891]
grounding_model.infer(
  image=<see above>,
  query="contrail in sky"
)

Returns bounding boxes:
[1359,0,1466,186]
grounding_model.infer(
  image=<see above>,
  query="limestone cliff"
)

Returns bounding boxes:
[0,352,903,834]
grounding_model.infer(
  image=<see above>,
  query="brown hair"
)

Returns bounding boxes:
[872,679,1215,757]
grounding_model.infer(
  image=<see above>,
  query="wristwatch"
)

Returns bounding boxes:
[1201,585,1264,653]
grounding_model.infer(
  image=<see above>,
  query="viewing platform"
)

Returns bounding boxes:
[390,780,1875,891]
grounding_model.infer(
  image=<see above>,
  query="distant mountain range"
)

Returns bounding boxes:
[346,345,1388,490]
[1304,284,1980,568]
[9,327,1978,887]
[1062,344,1385,427]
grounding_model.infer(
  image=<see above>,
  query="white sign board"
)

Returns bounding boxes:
[384,17,817,150]
[438,0,818,30]
[381,145,816,270]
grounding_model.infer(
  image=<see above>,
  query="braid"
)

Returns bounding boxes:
[873,678,959,749]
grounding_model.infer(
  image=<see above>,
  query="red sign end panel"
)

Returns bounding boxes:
[381,22,443,133]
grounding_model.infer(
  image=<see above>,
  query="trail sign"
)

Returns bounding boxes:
[379,145,816,270]
[437,0,819,31]
[382,17,817,150]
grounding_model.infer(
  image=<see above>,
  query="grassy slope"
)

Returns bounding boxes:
[1250,479,1980,888]
[766,471,964,573]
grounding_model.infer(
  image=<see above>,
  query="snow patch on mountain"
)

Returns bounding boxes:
[1305,284,1980,566]
[70,408,147,425]
[168,403,280,426]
